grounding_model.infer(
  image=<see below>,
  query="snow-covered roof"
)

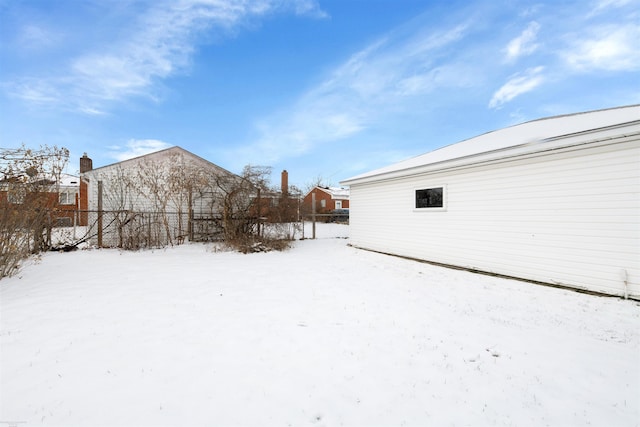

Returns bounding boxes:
[59,173,80,187]
[1,173,80,187]
[342,105,640,185]
[82,146,235,177]
[316,186,350,199]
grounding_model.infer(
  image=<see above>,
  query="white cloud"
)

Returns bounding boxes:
[232,22,473,166]
[588,0,633,17]
[565,25,640,71]
[396,63,476,96]
[518,4,543,18]
[5,78,61,105]
[7,0,327,114]
[505,21,540,62]
[489,66,545,109]
[290,0,329,18]
[17,24,61,50]
[109,139,173,161]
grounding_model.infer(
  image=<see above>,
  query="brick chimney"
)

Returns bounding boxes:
[78,153,92,226]
[281,170,289,196]
[80,153,93,173]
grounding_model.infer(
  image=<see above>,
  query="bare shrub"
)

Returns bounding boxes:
[0,145,69,278]
[213,165,304,252]
[224,234,292,254]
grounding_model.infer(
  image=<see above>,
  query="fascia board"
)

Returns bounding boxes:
[342,121,640,186]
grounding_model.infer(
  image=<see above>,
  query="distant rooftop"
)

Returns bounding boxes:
[59,173,80,186]
[317,186,350,199]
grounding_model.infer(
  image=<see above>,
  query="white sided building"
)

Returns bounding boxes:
[81,146,235,214]
[79,146,238,246]
[341,105,640,299]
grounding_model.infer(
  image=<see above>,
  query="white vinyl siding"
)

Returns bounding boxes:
[85,169,225,215]
[81,147,237,247]
[349,138,640,298]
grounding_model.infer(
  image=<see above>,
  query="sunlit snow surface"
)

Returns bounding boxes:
[1,223,638,426]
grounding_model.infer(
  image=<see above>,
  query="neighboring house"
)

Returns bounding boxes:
[253,170,301,222]
[0,172,80,226]
[341,105,640,299]
[303,186,350,214]
[54,173,81,226]
[80,146,239,246]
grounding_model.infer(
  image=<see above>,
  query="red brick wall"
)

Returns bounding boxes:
[78,180,88,225]
[0,190,79,226]
[302,188,349,214]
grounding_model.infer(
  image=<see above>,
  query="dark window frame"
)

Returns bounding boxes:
[414,186,446,211]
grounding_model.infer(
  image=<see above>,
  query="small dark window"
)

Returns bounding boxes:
[415,187,443,208]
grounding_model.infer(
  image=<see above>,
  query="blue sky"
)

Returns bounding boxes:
[1,0,639,189]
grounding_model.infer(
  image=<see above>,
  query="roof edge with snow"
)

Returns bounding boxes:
[341,105,640,186]
[312,186,350,199]
[82,146,237,177]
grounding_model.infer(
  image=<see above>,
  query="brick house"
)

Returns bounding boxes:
[0,173,80,226]
[54,174,81,226]
[252,170,301,222]
[303,186,350,214]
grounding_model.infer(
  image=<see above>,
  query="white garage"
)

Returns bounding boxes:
[341,105,640,298]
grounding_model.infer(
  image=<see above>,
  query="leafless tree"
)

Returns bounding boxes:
[208,165,302,251]
[96,152,228,248]
[166,152,212,239]
[0,144,69,277]
[99,165,142,248]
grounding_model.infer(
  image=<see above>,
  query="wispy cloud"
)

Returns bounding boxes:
[564,24,640,71]
[504,21,540,62]
[489,66,545,109]
[588,0,634,17]
[109,139,173,162]
[6,78,62,105]
[16,24,61,51]
[226,0,640,171]
[233,20,473,165]
[289,0,329,18]
[5,0,326,114]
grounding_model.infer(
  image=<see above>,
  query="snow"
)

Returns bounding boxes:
[58,174,79,187]
[1,223,639,426]
[324,187,350,199]
[342,104,640,184]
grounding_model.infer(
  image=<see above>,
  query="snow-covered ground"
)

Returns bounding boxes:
[1,223,639,426]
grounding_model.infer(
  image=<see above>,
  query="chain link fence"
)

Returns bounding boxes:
[77,210,232,249]
[49,208,348,250]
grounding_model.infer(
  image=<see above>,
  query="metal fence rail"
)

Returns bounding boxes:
[52,208,348,248]
[81,210,192,249]
[76,210,264,248]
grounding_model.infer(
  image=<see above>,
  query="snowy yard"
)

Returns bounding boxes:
[1,223,639,426]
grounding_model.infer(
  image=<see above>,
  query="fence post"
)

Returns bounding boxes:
[188,192,193,242]
[257,187,262,237]
[73,203,77,240]
[97,180,103,248]
[311,192,316,240]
